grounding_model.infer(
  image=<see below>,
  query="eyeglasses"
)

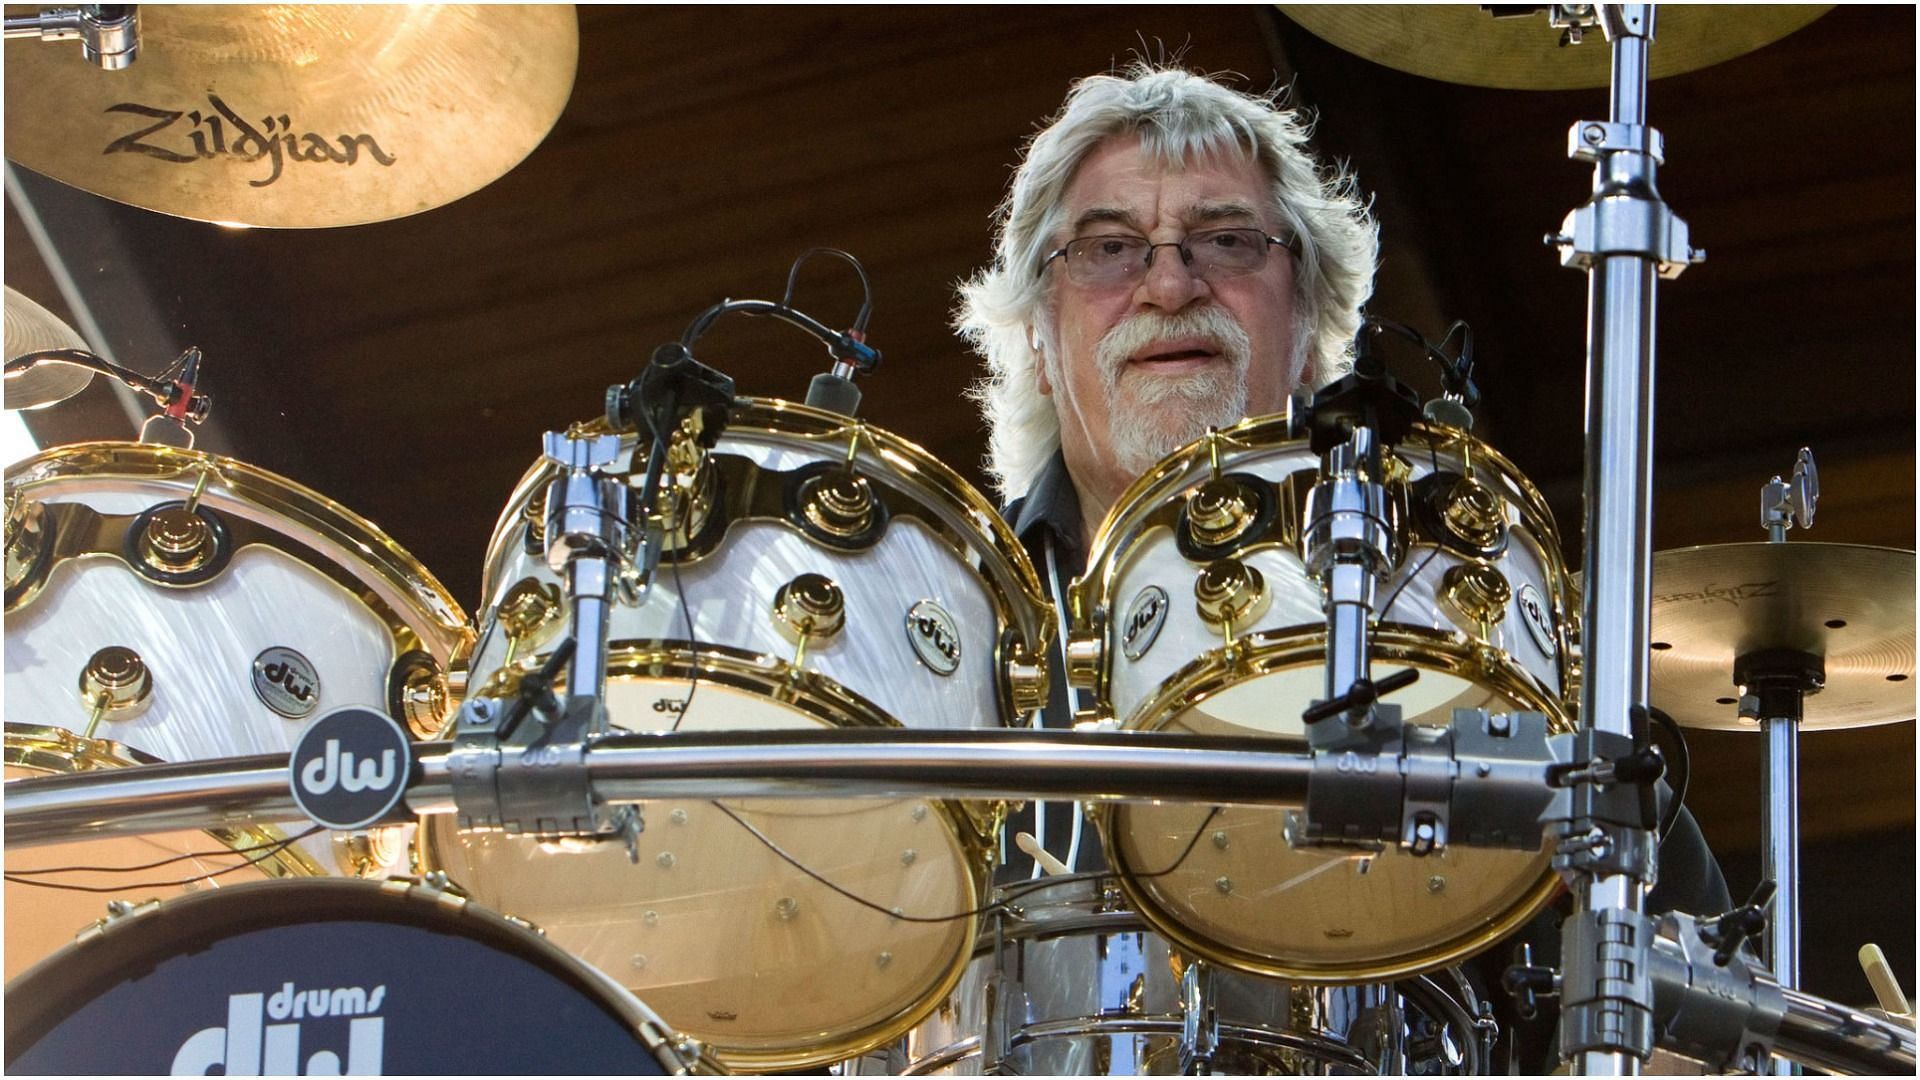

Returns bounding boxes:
[1038,226,1296,286]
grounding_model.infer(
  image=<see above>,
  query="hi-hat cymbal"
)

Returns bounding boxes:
[3,286,93,409]
[3,5,578,228]
[1277,5,1832,90]
[1634,543,1915,731]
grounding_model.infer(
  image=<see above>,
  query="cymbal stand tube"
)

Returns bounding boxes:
[1545,4,1704,1073]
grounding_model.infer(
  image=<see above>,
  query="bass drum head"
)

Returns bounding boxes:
[4,878,696,1075]
[424,661,983,1071]
[1105,632,1563,982]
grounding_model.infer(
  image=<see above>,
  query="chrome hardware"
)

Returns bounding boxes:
[77,645,154,737]
[1761,447,1818,542]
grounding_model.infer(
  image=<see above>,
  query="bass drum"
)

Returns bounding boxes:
[3,877,716,1075]
[1070,416,1575,982]
[422,398,1054,1071]
[838,875,1402,1075]
[2,443,473,981]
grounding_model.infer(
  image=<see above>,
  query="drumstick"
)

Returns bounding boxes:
[1014,831,1071,877]
[1859,943,1912,1016]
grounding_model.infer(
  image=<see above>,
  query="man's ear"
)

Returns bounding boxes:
[1030,326,1053,396]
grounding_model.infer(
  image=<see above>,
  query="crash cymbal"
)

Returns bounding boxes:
[3,5,578,228]
[1638,543,1915,731]
[1277,5,1832,90]
[3,286,92,409]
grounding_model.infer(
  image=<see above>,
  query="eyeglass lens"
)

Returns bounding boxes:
[1064,228,1273,285]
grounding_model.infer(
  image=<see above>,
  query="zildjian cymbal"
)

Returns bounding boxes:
[1635,543,1915,731]
[3,286,93,409]
[1276,5,1832,90]
[2,5,578,228]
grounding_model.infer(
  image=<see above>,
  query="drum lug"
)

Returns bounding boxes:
[389,649,454,738]
[76,645,155,736]
[3,487,51,602]
[1064,631,1103,689]
[1193,559,1271,640]
[1002,641,1047,718]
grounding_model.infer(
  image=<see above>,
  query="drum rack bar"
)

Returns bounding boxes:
[2,728,1315,848]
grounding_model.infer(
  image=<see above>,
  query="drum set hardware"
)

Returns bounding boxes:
[2,4,139,69]
[4,341,212,447]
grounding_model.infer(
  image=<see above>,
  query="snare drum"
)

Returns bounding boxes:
[838,875,1393,1075]
[3,443,473,979]
[1068,417,1575,982]
[3,878,713,1075]
[422,399,1053,1070]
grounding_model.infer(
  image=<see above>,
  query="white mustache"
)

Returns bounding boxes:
[1094,306,1252,384]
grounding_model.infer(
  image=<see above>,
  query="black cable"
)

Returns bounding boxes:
[5,826,325,893]
[708,800,1009,925]
[1646,704,1690,841]
[4,829,320,875]
[781,247,874,335]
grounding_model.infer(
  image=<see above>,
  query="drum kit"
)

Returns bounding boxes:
[1,4,1914,1077]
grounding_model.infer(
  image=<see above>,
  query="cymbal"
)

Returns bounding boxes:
[1637,543,1914,731]
[1277,5,1832,90]
[3,286,93,409]
[3,5,578,228]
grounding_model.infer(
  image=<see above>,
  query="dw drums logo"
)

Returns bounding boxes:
[290,706,411,831]
[170,982,387,1075]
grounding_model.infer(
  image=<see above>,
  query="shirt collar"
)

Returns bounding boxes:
[1007,448,1084,571]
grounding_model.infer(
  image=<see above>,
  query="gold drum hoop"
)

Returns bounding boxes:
[1072,417,1576,982]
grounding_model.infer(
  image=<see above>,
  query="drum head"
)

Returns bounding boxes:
[4,878,688,1075]
[1107,639,1561,981]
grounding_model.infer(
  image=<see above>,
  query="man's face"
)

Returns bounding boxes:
[1038,134,1301,515]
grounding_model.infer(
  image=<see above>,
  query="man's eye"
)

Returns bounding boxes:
[1092,238,1134,258]
[1205,231,1247,249]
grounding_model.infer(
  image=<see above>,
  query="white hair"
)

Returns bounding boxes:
[956,63,1379,502]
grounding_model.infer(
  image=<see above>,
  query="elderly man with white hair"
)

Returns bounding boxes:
[955,62,1730,1067]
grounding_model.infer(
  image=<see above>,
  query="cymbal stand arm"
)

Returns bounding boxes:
[1543,4,1705,1073]
[2,4,138,68]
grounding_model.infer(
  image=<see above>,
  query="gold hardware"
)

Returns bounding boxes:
[660,417,715,546]
[1004,646,1047,714]
[799,471,876,538]
[138,506,216,573]
[1206,428,1223,479]
[1441,562,1512,628]
[1185,478,1259,549]
[771,573,846,650]
[1065,632,1104,689]
[4,489,47,594]
[496,578,565,665]
[1194,559,1271,638]
[182,462,215,514]
[1440,475,1505,548]
[335,825,409,878]
[77,645,154,737]
[844,421,865,466]
[391,652,454,739]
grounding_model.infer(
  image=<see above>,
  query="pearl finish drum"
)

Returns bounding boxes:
[3,878,714,1075]
[423,398,1053,1070]
[838,875,1393,1075]
[2,443,473,980]
[1067,415,1575,982]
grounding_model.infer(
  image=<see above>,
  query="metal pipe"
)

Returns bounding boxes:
[3,729,1316,848]
[1570,9,1659,1075]
[1763,715,1802,985]
[1775,986,1916,1076]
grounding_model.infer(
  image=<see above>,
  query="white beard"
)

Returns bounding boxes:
[1095,307,1253,477]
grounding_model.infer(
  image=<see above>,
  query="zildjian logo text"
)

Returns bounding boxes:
[103,93,396,188]
[1653,580,1779,607]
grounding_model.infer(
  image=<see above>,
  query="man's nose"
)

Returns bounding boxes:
[1135,243,1209,311]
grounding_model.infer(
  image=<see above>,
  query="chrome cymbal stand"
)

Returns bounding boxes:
[1547,5,1704,1074]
